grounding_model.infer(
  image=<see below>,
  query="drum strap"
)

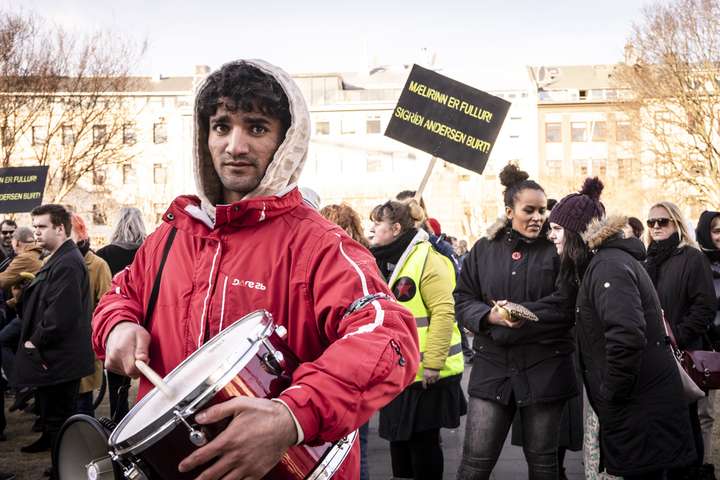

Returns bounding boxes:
[144,227,177,328]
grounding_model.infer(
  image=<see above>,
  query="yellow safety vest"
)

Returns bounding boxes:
[391,241,464,383]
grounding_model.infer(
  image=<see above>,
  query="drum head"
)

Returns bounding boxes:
[55,415,120,480]
[109,309,273,454]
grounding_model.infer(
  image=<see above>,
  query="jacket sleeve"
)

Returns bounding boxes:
[278,231,419,445]
[0,254,31,290]
[592,262,647,402]
[488,287,575,345]
[676,250,716,348]
[419,250,455,370]
[454,240,492,334]
[29,262,85,349]
[92,227,168,358]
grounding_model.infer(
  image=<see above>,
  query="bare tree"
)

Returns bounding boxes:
[0,10,146,202]
[614,0,720,208]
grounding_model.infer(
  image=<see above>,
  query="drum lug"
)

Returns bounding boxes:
[260,338,286,376]
[173,409,209,447]
[109,451,149,480]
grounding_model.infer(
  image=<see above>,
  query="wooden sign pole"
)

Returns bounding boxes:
[415,156,438,201]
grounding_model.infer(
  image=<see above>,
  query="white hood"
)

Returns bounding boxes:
[192,59,311,220]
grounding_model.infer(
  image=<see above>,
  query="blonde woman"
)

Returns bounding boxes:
[645,201,716,478]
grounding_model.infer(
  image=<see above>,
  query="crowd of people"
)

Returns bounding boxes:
[0,57,718,480]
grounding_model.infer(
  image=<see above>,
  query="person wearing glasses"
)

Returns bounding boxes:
[645,201,715,479]
[0,220,17,265]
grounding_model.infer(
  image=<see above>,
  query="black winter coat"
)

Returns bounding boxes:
[14,239,94,387]
[649,245,715,350]
[454,220,577,405]
[576,217,695,476]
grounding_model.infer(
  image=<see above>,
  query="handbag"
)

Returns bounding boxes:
[663,317,705,403]
[682,348,720,391]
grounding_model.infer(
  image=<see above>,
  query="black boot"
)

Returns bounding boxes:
[20,433,51,453]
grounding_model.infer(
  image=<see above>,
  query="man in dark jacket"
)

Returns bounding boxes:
[14,204,94,473]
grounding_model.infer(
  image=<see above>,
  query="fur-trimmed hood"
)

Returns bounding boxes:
[581,214,627,250]
[193,59,311,222]
[486,217,510,240]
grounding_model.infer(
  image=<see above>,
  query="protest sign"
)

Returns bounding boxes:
[0,166,49,213]
[385,64,511,176]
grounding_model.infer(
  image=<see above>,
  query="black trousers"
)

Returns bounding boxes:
[390,428,443,480]
[107,371,131,421]
[37,379,80,450]
[625,472,666,480]
[457,396,565,480]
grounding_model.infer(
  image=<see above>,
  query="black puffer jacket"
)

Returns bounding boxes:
[576,216,695,476]
[14,239,94,387]
[454,219,577,406]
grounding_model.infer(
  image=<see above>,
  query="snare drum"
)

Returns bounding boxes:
[59,309,355,480]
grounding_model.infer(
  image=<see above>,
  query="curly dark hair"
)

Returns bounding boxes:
[499,163,544,208]
[197,62,292,136]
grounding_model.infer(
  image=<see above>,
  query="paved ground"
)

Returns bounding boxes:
[366,373,585,480]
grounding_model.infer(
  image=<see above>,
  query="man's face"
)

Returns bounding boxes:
[207,99,284,203]
[32,214,66,252]
[1,224,15,247]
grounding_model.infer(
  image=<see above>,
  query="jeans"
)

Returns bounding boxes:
[457,396,565,480]
[698,390,715,464]
[359,422,369,480]
[390,429,443,479]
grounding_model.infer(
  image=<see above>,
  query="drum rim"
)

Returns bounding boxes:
[108,309,274,456]
[55,414,120,479]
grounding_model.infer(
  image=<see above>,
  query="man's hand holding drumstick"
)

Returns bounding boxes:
[105,320,298,479]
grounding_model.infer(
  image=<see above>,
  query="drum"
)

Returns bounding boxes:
[57,310,355,479]
[55,414,122,480]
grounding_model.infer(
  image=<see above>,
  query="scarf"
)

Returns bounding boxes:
[76,238,91,257]
[370,228,417,282]
[645,232,680,286]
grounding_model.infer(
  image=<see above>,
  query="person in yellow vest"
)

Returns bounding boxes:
[71,213,111,417]
[370,199,466,480]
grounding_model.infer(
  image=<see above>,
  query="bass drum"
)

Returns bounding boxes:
[55,414,122,480]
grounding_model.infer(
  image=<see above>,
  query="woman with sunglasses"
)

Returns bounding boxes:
[455,164,577,480]
[369,199,466,480]
[645,202,716,479]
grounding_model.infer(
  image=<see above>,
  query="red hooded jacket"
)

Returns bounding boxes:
[92,189,418,478]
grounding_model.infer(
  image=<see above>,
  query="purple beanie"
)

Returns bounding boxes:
[548,177,605,233]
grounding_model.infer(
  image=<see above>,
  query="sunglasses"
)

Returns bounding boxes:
[0,230,14,235]
[646,218,673,228]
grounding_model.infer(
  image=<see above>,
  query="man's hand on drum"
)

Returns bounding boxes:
[104,321,151,377]
[178,396,297,479]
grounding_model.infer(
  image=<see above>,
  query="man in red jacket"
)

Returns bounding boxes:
[93,59,418,480]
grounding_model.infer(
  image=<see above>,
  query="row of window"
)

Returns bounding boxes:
[545,121,633,143]
[17,122,169,147]
[545,158,634,177]
[315,118,382,136]
[92,163,167,186]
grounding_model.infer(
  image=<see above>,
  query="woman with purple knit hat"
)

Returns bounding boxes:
[548,178,696,480]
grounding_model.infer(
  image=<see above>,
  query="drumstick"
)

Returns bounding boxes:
[135,360,174,398]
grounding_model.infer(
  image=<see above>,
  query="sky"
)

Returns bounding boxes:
[2,0,650,77]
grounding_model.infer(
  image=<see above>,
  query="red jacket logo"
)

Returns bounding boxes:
[231,279,267,291]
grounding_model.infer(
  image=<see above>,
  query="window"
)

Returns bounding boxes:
[32,126,47,146]
[617,158,633,177]
[591,121,607,142]
[61,125,74,146]
[616,121,632,142]
[341,120,355,135]
[571,122,588,142]
[154,203,166,224]
[579,90,588,100]
[122,163,133,184]
[367,155,382,172]
[92,205,107,225]
[153,163,167,184]
[92,125,107,146]
[93,168,106,186]
[123,123,136,144]
[546,159,562,177]
[366,118,381,134]
[315,121,330,135]
[153,122,168,144]
[545,123,561,143]
[593,158,608,177]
